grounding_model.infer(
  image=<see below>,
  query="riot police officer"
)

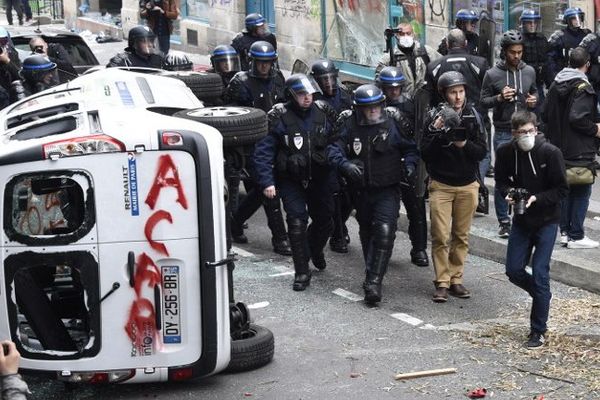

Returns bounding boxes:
[20,54,59,95]
[579,26,600,95]
[254,74,337,291]
[422,71,487,302]
[520,9,548,106]
[209,45,241,88]
[107,26,164,68]
[225,41,291,256]
[547,7,590,84]
[438,9,480,56]
[376,67,429,267]
[328,85,419,304]
[231,13,277,71]
[309,58,353,253]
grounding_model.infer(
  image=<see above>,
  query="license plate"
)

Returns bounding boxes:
[161,266,181,344]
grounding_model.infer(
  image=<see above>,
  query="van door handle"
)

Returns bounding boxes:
[205,254,236,268]
[128,251,135,288]
[154,285,161,331]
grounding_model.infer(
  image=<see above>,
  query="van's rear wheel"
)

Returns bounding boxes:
[159,71,224,104]
[225,324,274,373]
[174,107,267,147]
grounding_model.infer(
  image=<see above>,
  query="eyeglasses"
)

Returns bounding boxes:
[514,128,536,136]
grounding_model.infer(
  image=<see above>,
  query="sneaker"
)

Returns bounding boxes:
[559,232,568,246]
[526,332,546,348]
[498,222,511,238]
[567,236,599,249]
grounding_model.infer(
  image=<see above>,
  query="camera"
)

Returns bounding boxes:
[509,188,530,215]
[145,0,161,8]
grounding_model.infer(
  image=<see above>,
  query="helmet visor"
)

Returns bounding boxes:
[213,54,241,73]
[521,19,541,33]
[355,103,387,126]
[567,14,584,28]
[134,37,156,56]
[289,75,321,98]
[315,72,337,96]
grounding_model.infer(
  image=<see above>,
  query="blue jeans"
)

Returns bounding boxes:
[506,222,557,334]
[157,34,171,55]
[560,183,592,241]
[493,130,512,224]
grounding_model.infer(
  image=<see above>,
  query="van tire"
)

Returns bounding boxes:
[159,71,224,103]
[174,107,267,147]
[226,324,274,373]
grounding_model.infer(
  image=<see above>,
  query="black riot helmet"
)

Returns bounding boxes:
[437,71,466,95]
[500,29,523,50]
[376,66,406,88]
[352,84,387,126]
[164,51,193,71]
[210,45,241,74]
[285,73,320,110]
[248,41,277,78]
[21,54,59,93]
[520,8,542,34]
[563,7,585,29]
[310,59,339,96]
[127,26,156,56]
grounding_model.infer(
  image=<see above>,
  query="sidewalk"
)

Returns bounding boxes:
[400,177,600,294]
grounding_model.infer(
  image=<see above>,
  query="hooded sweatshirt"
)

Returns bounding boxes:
[495,134,568,229]
[480,59,537,131]
[542,68,599,162]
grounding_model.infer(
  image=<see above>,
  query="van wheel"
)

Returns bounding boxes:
[225,324,274,373]
[159,71,224,103]
[174,107,267,147]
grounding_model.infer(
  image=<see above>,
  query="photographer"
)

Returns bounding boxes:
[28,37,77,84]
[495,111,568,348]
[421,71,487,303]
[0,340,30,399]
[139,0,179,55]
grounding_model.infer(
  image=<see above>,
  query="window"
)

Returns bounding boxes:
[4,171,95,245]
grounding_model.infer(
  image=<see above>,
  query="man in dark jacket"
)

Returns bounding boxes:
[546,7,590,84]
[29,37,78,84]
[139,0,179,55]
[426,28,490,177]
[225,41,291,256]
[328,84,418,304]
[0,37,21,108]
[107,26,164,68]
[254,74,337,291]
[231,13,277,71]
[495,110,568,348]
[437,9,479,56]
[422,71,487,303]
[481,30,537,238]
[542,47,600,249]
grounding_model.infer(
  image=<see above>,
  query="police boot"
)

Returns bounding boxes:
[403,191,429,267]
[358,228,373,266]
[230,215,248,244]
[308,218,333,270]
[288,219,311,291]
[264,196,292,256]
[363,223,395,304]
[329,192,348,253]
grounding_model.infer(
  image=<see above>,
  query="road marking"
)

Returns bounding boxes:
[247,301,270,309]
[269,271,295,277]
[333,288,363,302]
[419,324,437,330]
[231,246,254,258]
[390,313,424,327]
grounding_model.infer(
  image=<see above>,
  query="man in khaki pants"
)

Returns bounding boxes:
[421,71,487,302]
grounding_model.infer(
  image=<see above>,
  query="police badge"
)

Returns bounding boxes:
[293,134,304,149]
[353,138,362,155]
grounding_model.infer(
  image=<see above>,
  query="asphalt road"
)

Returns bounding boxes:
[4,22,600,399]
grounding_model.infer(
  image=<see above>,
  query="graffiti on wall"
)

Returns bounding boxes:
[336,0,384,13]
[209,0,231,6]
[282,0,319,19]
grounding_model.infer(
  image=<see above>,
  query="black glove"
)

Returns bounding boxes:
[341,161,363,184]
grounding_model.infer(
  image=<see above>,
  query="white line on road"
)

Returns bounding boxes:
[247,301,270,309]
[419,324,437,330]
[333,288,363,302]
[231,246,254,258]
[269,271,295,277]
[390,313,424,327]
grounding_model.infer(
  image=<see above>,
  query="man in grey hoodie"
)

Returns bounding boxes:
[481,30,538,238]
